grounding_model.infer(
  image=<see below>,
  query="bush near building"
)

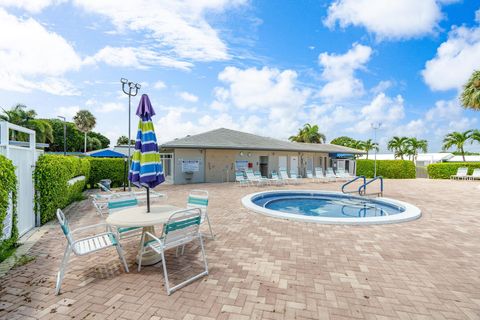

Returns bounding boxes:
[34,155,90,224]
[87,158,126,188]
[356,159,416,179]
[0,155,18,262]
[427,162,480,179]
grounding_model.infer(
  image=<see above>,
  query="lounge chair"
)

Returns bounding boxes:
[235,171,249,186]
[314,167,328,183]
[279,169,296,184]
[55,209,129,295]
[325,168,337,182]
[245,169,265,186]
[96,183,166,202]
[450,167,468,180]
[306,170,314,182]
[467,168,480,180]
[138,208,208,295]
[271,171,284,185]
[254,171,274,185]
[290,170,302,183]
[335,168,351,181]
[187,190,214,239]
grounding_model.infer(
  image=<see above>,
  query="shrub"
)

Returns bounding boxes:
[87,158,126,188]
[34,155,90,224]
[356,159,416,179]
[427,162,480,179]
[0,155,17,262]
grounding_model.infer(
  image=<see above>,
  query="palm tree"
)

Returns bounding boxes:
[442,130,472,162]
[406,138,428,162]
[471,129,480,144]
[73,110,96,153]
[362,139,379,160]
[387,136,409,159]
[289,124,326,143]
[461,70,480,110]
[0,104,53,143]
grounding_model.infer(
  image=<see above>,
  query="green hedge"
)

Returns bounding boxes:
[427,162,480,179]
[87,158,126,188]
[34,155,90,224]
[0,155,18,261]
[356,159,416,179]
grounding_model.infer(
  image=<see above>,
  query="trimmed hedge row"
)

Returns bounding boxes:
[0,155,18,261]
[87,158,126,188]
[34,155,91,224]
[427,162,480,179]
[356,159,416,179]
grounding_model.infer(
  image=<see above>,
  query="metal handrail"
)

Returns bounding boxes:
[341,176,366,194]
[358,176,383,196]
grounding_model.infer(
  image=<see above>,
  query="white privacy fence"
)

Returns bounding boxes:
[0,121,41,237]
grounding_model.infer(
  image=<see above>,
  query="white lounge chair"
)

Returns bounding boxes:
[96,183,166,202]
[325,168,337,182]
[235,171,249,186]
[254,171,273,185]
[138,208,208,295]
[187,190,214,239]
[245,169,265,186]
[279,169,296,184]
[314,167,328,183]
[55,209,129,295]
[289,170,302,183]
[306,170,314,182]
[467,168,480,180]
[450,167,468,180]
[271,171,284,185]
[335,168,351,181]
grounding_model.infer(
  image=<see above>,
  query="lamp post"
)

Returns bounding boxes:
[58,116,66,156]
[121,78,141,191]
[370,122,382,178]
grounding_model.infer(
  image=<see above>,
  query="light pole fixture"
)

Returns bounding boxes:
[58,116,66,156]
[370,122,382,178]
[121,78,141,191]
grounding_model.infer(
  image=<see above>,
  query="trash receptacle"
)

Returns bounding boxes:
[99,179,112,191]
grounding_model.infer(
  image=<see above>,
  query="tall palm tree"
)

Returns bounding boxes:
[387,136,409,159]
[289,123,326,143]
[461,70,480,111]
[442,130,472,162]
[406,137,428,162]
[471,129,480,144]
[0,104,53,143]
[362,139,379,160]
[73,110,96,153]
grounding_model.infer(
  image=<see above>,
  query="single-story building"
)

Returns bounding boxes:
[160,128,365,184]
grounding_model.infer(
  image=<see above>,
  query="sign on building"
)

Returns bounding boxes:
[181,160,200,172]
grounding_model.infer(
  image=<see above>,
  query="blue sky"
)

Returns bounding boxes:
[1,0,479,152]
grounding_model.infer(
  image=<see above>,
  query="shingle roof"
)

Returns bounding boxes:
[161,128,365,154]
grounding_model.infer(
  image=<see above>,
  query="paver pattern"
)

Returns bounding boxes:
[0,179,479,320]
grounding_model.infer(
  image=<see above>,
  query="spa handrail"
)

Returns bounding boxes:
[358,176,384,197]
[341,176,366,194]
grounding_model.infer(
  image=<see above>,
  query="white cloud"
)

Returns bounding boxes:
[0,9,82,95]
[318,43,372,102]
[476,9,480,23]
[97,102,125,113]
[370,80,393,94]
[74,0,247,65]
[422,25,480,91]
[154,81,167,90]
[178,91,199,103]
[0,0,63,13]
[56,106,80,119]
[85,46,193,70]
[324,0,457,40]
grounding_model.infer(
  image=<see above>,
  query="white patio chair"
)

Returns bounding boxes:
[138,208,208,295]
[289,170,302,184]
[325,168,337,182]
[245,169,264,186]
[187,190,214,239]
[279,169,295,184]
[108,197,143,240]
[55,209,129,295]
[314,167,328,183]
[271,171,284,185]
[96,183,166,203]
[335,168,350,182]
[306,170,315,182]
[467,168,480,180]
[450,167,468,180]
[255,171,275,185]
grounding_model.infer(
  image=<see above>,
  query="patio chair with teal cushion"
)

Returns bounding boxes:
[138,208,208,295]
[235,171,249,186]
[187,190,214,239]
[271,171,284,185]
[108,197,143,240]
[55,209,129,295]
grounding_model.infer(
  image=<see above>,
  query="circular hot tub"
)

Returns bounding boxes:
[241,190,421,225]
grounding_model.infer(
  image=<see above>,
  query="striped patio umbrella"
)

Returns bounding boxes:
[128,94,165,212]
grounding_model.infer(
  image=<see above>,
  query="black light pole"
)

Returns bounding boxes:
[58,116,66,156]
[121,78,141,191]
[370,122,382,178]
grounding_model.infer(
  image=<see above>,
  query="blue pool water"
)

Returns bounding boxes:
[252,192,405,218]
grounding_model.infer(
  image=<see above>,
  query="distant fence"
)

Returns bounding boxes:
[415,166,428,178]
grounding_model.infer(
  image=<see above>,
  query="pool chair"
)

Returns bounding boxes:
[96,183,166,203]
[235,171,249,186]
[314,167,328,183]
[335,168,350,182]
[55,209,129,295]
[289,170,302,183]
[245,169,265,186]
[187,190,214,239]
[107,197,143,240]
[271,171,284,185]
[255,171,277,185]
[450,167,468,180]
[279,169,296,184]
[138,208,208,295]
[467,168,480,180]
[325,168,337,182]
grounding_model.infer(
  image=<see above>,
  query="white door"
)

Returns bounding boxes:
[337,160,345,171]
[306,157,313,172]
[290,156,299,175]
[278,156,287,170]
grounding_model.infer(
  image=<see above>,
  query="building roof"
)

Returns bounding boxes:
[447,155,480,162]
[87,148,126,158]
[161,128,365,154]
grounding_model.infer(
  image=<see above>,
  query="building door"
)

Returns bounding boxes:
[337,159,345,172]
[278,156,287,170]
[259,156,269,177]
[159,153,174,183]
[290,156,299,175]
[306,157,313,174]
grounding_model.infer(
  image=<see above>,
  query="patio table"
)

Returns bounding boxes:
[106,205,181,266]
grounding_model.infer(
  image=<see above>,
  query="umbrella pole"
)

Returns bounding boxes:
[146,187,150,213]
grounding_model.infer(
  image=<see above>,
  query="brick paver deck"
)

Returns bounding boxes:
[1,179,479,319]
